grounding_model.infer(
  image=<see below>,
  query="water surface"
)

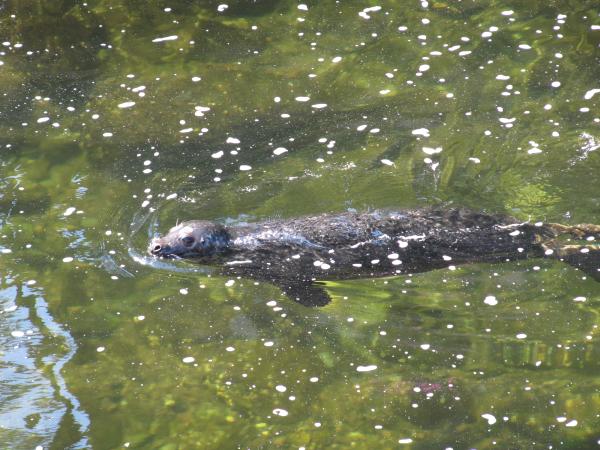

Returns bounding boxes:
[1,1,600,448]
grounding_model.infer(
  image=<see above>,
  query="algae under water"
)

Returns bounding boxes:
[1,1,600,449]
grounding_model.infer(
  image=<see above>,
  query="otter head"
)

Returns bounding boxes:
[148,220,230,259]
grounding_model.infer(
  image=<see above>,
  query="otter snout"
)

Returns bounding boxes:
[148,238,172,257]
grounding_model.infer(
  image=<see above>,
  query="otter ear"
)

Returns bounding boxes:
[275,280,331,307]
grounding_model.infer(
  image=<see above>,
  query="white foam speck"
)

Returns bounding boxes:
[226,137,240,144]
[37,117,50,123]
[356,365,377,372]
[226,346,235,352]
[309,377,319,382]
[166,193,177,200]
[239,165,252,171]
[211,151,223,159]
[418,64,430,72]
[332,56,342,63]
[11,330,25,338]
[381,159,394,166]
[273,147,288,156]
[180,128,193,133]
[516,333,527,339]
[217,4,228,12]
[583,89,600,100]
[182,356,195,363]
[422,146,442,155]
[275,384,287,392]
[484,295,498,306]
[420,344,431,350]
[62,257,74,263]
[225,280,235,287]
[63,207,76,216]
[518,44,532,50]
[573,296,586,302]
[501,10,514,16]
[192,76,201,82]
[551,81,561,88]
[482,413,497,425]
[295,96,310,102]
[565,419,578,427]
[103,132,113,137]
[312,103,327,109]
[264,341,274,347]
[179,288,188,295]
[97,346,105,352]
[398,438,413,444]
[152,35,178,43]
[273,408,288,416]
[118,101,135,109]
[411,128,430,137]
[496,74,510,80]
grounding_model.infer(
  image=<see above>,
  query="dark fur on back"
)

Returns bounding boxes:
[149,207,574,305]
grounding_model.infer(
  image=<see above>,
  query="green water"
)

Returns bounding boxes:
[1,0,600,448]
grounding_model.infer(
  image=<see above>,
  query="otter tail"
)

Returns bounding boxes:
[546,223,600,281]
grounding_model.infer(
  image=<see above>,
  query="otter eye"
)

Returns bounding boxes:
[181,236,195,246]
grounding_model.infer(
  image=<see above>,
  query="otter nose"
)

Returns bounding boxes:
[149,240,170,256]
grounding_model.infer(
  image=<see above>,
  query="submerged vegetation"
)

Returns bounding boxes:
[1,0,599,448]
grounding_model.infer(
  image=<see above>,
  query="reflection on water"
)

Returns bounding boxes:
[0,278,89,449]
[1,0,599,448]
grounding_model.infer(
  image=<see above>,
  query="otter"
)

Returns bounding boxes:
[148,208,600,306]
